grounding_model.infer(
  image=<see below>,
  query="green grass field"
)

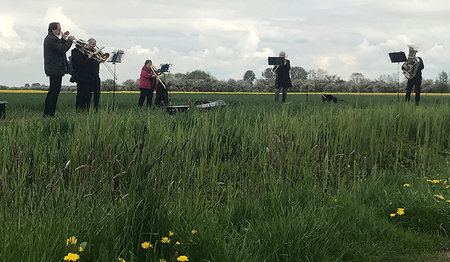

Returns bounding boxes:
[0,93,449,261]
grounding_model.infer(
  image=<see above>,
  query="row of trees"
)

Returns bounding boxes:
[3,68,450,93]
[105,68,450,93]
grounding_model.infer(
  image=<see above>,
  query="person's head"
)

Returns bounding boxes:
[87,38,96,50]
[48,22,61,36]
[279,51,286,58]
[145,59,152,68]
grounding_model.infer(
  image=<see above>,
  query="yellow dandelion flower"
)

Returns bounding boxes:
[78,246,83,252]
[66,236,77,246]
[169,231,174,237]
[160,259,167,262]
[141,242,152,249]
[403,184,410,187]
[177,255,189,261]
[191,229,197,235]
[176,241,181,245]
[161,237,171,243]
[389,213,396,217]
[63,253,80,261]
[426,179,441,184]
[445,185,449,189]
[396,208,405,215]
[118,258,126,262]
[434,194,444,200]
[447,200,450,203]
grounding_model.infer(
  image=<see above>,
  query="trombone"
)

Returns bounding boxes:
[150,64,167,89]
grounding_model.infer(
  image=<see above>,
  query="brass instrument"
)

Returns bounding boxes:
[92,45,110,63]
[402,46,420,79]
[150,64,167,89]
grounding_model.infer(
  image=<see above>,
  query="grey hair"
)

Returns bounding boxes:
[87,38,96,43]
[279,51,286,56]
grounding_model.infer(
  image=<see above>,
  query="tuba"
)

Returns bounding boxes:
[402,46,420,79]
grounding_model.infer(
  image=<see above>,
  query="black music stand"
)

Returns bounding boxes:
[107,49,125,110]
[389,52,407,101]
[268,57,285,65]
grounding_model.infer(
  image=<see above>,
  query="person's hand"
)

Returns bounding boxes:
[87,51,94,58]
[62,31,70,39]
[67,35,75,41]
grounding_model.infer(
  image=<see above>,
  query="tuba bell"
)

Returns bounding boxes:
[402,46,420,79]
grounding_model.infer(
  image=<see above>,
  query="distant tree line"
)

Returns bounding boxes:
[3,69,450,93]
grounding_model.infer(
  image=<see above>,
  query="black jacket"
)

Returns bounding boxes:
[43,33,73,76]
[71,48,96,83]
[275,59,292,88]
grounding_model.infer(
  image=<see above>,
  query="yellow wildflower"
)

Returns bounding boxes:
[161,237,171,243]
[169,231,174,237]
[118,258,126,262]
[160,259,167,262]
[434,194,444,200]
[191,229,197,235]
[426,179,441,184]
[396,208,405,215]
[176,241,181,245]
[389,213,396,217]
[66,236,77,246]
[447,200,450,203]
[177,255,189,261]
[141,242,152,249]
[333,198,338,203]
[78,246,83,252]
[243,228,249,231]
[63,253,80,261]
[445,185,449,189]
[403,184,410,187]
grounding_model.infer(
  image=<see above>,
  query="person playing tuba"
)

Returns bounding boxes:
[402,46,424,105]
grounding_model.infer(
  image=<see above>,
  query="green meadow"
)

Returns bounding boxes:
[0,93,449,261]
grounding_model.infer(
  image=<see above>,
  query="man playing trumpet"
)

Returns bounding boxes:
[43,22,74,117]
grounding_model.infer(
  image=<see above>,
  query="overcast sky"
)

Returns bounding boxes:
[1,0,450,87]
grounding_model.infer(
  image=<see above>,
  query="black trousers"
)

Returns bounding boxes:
[91,76,101,111]
[43,75,63,117]
[138,88,154,107]
[405,76,422,105]
[76,80,91,111]
[274,87,288,102]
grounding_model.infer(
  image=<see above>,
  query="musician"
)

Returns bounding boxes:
[71,40,95,111]
[87,38,101,111]
[138,60,157,107]
[43,22,74,117]
[273,51,292,102]
[402,54,424,105]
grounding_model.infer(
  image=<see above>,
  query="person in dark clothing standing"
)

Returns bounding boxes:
[273,51,292,102]
[138,60,157,107]
[71,40,95,111]
[402,50,424,106]
[87,38,101,111]
[43,22,74,117]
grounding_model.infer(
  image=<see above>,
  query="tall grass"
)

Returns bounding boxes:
[0,93,449,261]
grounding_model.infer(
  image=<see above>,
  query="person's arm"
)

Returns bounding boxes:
[141,68,155,79]
[48,36,73,54]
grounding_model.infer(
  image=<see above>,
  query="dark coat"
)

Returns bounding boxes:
[275,59,292,88]
[71,48,96,83]
[43,33,73,76]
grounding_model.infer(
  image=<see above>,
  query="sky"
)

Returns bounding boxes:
[1,0,450,87]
